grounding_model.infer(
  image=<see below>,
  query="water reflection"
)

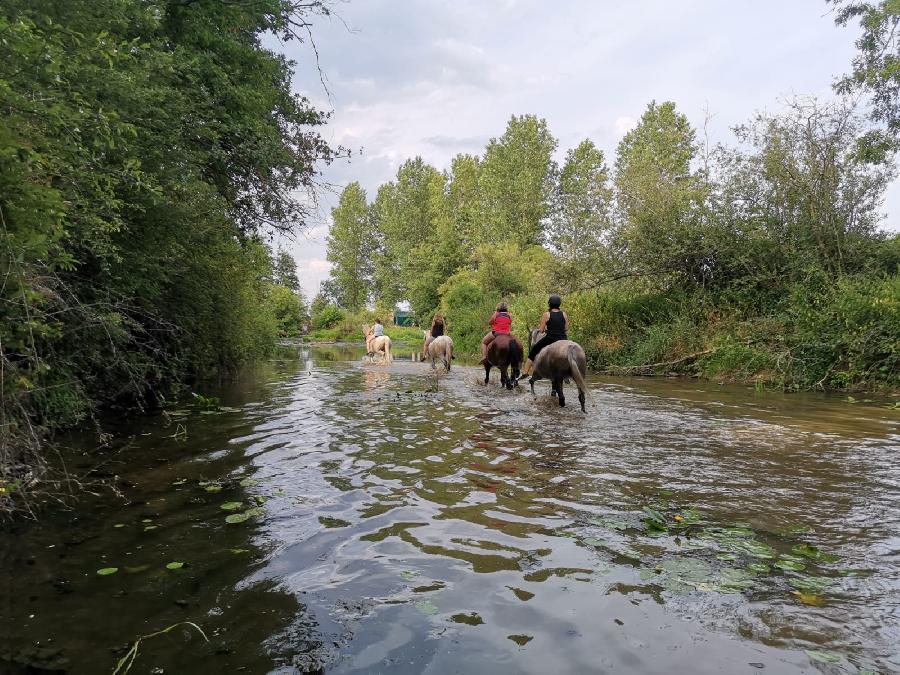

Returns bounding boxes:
[2,346,898,674]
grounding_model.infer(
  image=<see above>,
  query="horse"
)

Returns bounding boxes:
[362,324,393,364]
[484,333,523,390]
[425,334,454,372]
[525,328,589,412]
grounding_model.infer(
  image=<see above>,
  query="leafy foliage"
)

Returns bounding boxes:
[1,0,335,508]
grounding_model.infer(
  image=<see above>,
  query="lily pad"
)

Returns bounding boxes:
[230,548,249,554]
[583,537,605,548]
[791,543,839,563]
[715,568,755,592]
[220,501,243,511]
[224,507,264,524]
[97,567,119,576]
[400,570,420,580]
[165,561,185,570]
[775,559,806,571]
[113,523,126,529]
[748,563,770,574]
[789,576,836,594]
[414,599,439,616]
[805,650,841,664]
[143,525,158,531]
[239,478,260,488]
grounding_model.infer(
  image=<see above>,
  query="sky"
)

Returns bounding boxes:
[273,0,898,300]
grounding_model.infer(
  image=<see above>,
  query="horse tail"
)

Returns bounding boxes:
[509,336,522,369]
[567,344,590,401]
[385,338,393,363]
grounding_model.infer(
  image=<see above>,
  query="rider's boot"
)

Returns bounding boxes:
[518,359,533,380]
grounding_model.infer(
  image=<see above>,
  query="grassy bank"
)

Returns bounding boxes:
[496,275,899,392]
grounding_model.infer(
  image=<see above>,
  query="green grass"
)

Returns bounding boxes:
[307,325,424,344]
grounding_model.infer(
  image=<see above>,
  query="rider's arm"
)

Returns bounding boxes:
[539,311,549,331]
[488,312,497,328]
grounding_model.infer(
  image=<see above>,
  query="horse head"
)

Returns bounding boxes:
[528,328,546,350]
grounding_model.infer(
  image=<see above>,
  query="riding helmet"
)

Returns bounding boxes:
[548,294,562,308]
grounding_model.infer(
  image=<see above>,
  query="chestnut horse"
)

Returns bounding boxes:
[484,333,523,390]
[525,329,589,412]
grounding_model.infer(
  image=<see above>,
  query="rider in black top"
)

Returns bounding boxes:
[519,294,568,378]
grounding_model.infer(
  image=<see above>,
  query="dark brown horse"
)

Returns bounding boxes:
[526,329,589,412]
[484,333,523,390]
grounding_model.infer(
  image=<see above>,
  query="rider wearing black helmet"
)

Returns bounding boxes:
[519,294,569,378]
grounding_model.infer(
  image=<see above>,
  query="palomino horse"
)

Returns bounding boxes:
[484,333,523,390]
[424,333,454,372]
[525,329,589,412]
[362,324,393,364]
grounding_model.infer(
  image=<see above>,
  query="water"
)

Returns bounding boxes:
[3,343,899,674]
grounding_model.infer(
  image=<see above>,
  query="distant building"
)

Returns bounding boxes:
[393,309,414,326]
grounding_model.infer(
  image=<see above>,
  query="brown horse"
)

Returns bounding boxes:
[484,333,523,390]
[526,329,589,412]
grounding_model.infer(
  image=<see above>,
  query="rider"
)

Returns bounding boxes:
[366,318,384,354]
[422,313,446,358]
[480,302,512,365]
[519,294,568,378]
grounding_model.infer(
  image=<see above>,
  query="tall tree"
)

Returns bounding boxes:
[614,101,711,284]
[716,100,894,281]
[326,183,372,311]
[273,249,301,291]
[832,0,900,157]
[480,115,558,247]
[549,139,615,289]
[447,153,484,254]
[406,171,467,317]
[371,158,441,308]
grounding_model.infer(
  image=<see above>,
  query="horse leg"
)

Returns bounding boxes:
[579,389,586,413]
[484,363,491,385]
[554,377,566,407]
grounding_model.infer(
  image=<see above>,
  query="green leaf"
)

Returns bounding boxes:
[220,501,243,511]
[97,567,119,576]
[775,559,806,571]
[805,650,841,664]
[165,561,184,570]
[414,599,439,616]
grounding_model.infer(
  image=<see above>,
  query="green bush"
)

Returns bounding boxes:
[311,304,344,331]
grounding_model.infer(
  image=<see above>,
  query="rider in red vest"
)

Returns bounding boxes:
[480,302,513,365]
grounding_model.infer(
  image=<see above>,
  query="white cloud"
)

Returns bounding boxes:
[614,116,637,137]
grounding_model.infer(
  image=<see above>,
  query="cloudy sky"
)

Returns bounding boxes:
[273,0,897,299]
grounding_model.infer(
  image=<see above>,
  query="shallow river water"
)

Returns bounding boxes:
[3,343,899,674]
